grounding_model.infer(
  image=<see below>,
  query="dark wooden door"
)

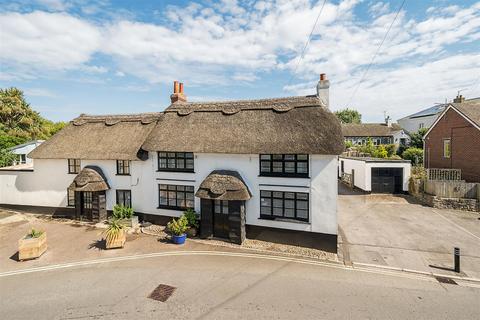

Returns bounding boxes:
[371,168,403,193]
[213,200,229,238]
[81,191,94,220]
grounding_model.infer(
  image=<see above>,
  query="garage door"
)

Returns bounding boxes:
[371,168,403,193]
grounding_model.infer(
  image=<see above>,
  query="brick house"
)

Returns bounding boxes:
[424,97,480,182]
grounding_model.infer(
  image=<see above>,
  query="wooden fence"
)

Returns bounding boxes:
[341,173,354,188]
[427,168,462,181]
[424,180,478,199]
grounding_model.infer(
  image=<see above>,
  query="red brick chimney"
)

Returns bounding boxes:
[170,80,187,104]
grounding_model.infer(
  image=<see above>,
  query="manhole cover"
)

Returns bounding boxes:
[434,276,458,285]
[148,284,176,302]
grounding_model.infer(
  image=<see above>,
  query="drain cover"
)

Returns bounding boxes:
[435,276,458,285]
[148,284,176,302]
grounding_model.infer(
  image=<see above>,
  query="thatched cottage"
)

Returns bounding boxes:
[0,74,343,251]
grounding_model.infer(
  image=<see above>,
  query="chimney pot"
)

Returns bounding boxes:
[317,73,330,108]
[170,80,187,104]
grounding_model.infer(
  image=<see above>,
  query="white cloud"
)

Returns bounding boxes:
[35,0,70,11]
[0,11,101,71]
[24,88,57,97]
[0,0,479,120]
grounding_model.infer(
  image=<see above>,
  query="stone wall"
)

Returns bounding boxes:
[432,197,478,212]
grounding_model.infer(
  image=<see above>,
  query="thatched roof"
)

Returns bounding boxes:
[342,123,403,137]
[142,96,343,155]
[452,99,480,128]
[29,113,161,160]
[195,170,251,200]
[68,166,110,192]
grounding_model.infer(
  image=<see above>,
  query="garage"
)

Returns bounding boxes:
[371,167,403,193]
[338,157,411,193]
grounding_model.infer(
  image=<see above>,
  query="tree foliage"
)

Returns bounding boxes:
[0,87,66,167]
[402,147,424,165]
[334,108,362,124]
[409,127,428,149]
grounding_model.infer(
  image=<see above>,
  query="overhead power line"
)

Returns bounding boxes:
[286,0,328,88]
[344,0,406,108]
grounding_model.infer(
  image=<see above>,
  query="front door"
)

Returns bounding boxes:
[81,191,93,220]
[213,200,229,238]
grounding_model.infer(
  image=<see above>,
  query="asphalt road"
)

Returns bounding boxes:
[1,253,479,319]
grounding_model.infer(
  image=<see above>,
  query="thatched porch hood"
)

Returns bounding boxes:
[196,170,251,201]
[142,96,344,155]
[68,166,110,192]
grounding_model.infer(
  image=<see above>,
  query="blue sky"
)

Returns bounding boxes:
[0,0,479,123]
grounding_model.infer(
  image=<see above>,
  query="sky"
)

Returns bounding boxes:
[0,0,479,123]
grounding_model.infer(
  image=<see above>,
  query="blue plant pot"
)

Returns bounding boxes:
[171,233,187,245]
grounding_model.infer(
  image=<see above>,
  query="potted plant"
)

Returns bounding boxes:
[167,215,189,244]
[18,228,47,261]
[104,219,126,249]
[183,209,199,237]
[113,204,138,228]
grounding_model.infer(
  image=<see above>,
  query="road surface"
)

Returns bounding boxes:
[1,252,479,319]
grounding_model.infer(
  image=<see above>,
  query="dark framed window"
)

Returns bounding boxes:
[68,159,81,174]
[157,152,194,172]
[260,190,309,222]
[259,154,309,177]
[67,189,75,207]
[116,160,130,175]
[214,200,229,215]
[158,184,194,211]
[116,190,132,207]
[83,192,93,209]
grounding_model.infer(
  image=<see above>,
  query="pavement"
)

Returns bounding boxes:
[1,251,479,319]
[338,183,480,280]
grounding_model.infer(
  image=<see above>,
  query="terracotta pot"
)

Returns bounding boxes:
[18,232,47,261]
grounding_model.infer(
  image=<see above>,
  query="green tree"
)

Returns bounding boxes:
[409,127,428,149]
[334,108,362,124]
[402,147,423,165]
[0,148,17,167]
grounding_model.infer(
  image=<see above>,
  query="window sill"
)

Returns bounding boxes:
[68,172,79,175]
[157,169,195,173]
[116,174,131,176]
[258,174,310,179]
[157,206,192,211]
[259,216,310,224]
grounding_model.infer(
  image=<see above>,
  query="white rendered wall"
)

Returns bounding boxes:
[0,154,338,235]
[338,158,367,190]
[398,114,439,133]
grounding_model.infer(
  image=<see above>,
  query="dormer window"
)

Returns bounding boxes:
[259,154,309,177]
[157,152,194,172]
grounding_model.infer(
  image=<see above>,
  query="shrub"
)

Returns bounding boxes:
[372,145,388,158]
[104,219,125,242]
[27,228,43,239]
[113,204,134,220]
[345,141,353,149]
[384,144,397,157]
[402,147,423,165]
[167,215,189,236]
[183,209,199,228]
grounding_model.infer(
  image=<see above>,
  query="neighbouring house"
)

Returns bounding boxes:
[424,96,480,182]
[342,117,410,146]
[338,157,411,193]
[397,104,447,133]
[0,74,344,252]
[4,140,44,167]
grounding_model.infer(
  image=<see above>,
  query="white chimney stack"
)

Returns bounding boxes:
[385,115,392,127]
[316,73,330,108]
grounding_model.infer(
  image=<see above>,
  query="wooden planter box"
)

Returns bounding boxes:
[18,232,47,261]
[105,231,126,249]
[118,216,139,228]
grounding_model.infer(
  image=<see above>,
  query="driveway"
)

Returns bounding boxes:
[338,183,480,279]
